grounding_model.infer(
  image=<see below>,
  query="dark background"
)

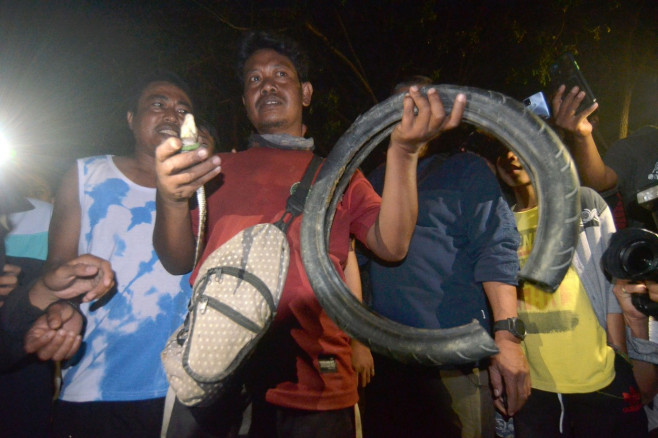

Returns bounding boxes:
[0,0,656,190]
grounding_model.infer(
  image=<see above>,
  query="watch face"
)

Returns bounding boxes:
[494,318,526,339]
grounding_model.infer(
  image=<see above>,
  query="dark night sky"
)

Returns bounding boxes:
[0,0,221,186]
[0,0,656,190]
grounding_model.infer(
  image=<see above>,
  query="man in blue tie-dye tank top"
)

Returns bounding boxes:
[42,71,200,438]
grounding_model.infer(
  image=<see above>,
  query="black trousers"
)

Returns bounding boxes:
[51,398,165,438]
[165,386,248,438]
[249,398,355,438]
[514,354,648,438]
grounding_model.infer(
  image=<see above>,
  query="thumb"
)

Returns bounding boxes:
[46,303,72,330]
[155,136,183,162]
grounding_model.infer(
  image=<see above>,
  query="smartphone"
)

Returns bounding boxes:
[523,91,551,119]
[549,52,597,114]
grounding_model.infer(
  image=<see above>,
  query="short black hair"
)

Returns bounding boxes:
[127,69,193,114]
[235,30,310,85]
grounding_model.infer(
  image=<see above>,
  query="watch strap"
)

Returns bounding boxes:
[493,317,525,340]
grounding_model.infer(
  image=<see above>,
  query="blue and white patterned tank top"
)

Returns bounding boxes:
[59,155,191,402]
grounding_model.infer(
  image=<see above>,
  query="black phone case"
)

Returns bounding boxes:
[549,53,597,114]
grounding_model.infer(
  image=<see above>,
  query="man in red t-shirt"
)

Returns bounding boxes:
[153,30,466,437]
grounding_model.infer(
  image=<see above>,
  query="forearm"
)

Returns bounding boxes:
[483,281,524,354]
[567,133,617,191]
[153,192,196,274]
[625,313,650,341]
[633,358,658,404]
[367,144,419,261]
[28,278,62,310]
[484,281,530,415]
[483,281,519,320]
[607,313,627,352]
[612,315,658,403]
[344,246,363,302]
[606,313,657,402]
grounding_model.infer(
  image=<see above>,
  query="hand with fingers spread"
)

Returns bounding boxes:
[155,136,222,205]
[390,86,466,154]
[369,86,467,262]
[549,84,616,191]
[551,84,598,138]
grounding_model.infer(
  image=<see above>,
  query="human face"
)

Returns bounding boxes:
[241,49,313,136]
[127,81,193,154]
[496,150,532,188]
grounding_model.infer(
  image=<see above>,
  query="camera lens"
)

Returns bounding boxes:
[620,240,657,278]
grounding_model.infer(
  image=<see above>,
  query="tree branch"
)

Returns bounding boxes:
[305,21,378,104]
[190,0,250,31]
[334,8,369,84]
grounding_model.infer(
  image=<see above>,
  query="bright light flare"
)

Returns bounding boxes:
[0,130,16,167]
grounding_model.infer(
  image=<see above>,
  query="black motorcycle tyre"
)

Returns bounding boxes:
[301,85,580,365]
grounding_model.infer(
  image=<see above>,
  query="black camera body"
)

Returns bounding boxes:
[602,227,658,317]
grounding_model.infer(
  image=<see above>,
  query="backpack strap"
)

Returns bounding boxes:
[274,154,323,233]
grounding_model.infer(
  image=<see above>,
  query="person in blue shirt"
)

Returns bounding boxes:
[362,78,527,438]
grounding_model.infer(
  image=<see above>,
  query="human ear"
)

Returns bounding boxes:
[126,112,134,131]
[301,82,313,107]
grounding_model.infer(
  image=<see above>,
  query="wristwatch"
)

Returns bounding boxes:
[493,317,526,340]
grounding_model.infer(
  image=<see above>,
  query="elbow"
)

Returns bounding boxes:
[590,168,618,193]
[161,260,193,276]
[369,227,412,262]
[368,218,414,262]
[153,242,194,275]
[588,179,617,193]
[157,249,194,275]
[391,242,411,261]
[379,241,410,262]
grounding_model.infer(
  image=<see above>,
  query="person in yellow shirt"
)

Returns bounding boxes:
[496,147,647,437]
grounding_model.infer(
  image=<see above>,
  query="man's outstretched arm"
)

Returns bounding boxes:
[551,84,617,192]
[366,87,466,261]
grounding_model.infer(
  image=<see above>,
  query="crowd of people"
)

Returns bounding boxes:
[0,29,657,438]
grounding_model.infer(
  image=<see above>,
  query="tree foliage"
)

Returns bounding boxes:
[0,0,655,183]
